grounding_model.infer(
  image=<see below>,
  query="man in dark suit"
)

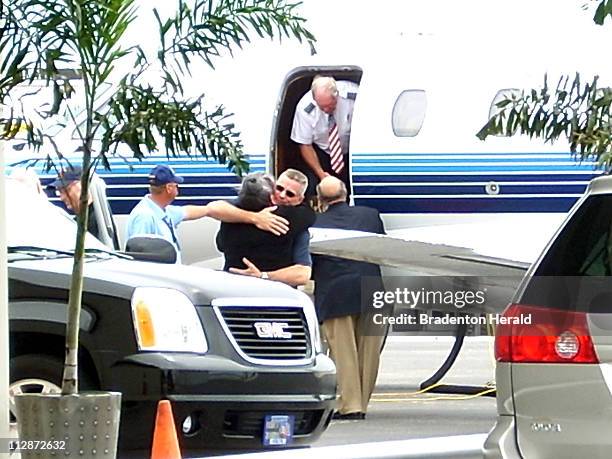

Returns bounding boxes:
[312,176,386,420]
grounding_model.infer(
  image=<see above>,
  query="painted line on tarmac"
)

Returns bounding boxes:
[371,388,495,398]
[372,391,426,397]
[206,433,488,458]
[370,390,496,402]
[370,392,432,399]
[371,394,494,403]
[386,335,493,343]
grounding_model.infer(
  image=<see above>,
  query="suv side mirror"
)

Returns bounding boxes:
[124,236,177,264]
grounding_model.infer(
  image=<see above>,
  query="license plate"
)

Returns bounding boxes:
[263,414,294,446]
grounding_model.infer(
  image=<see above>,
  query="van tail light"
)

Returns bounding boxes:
[495,304,599,364]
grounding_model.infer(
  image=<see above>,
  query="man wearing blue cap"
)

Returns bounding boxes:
[126,165,206,263]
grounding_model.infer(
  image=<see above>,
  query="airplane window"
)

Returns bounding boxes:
[488,89,521,136]
[392,90,427,137]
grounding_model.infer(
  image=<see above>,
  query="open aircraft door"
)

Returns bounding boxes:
[270,65,362,198]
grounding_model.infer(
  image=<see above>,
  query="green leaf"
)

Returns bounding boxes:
[159,0,316,77]
[594,0,612,25]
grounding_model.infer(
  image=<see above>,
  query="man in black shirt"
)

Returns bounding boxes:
[216,168,314,286]
[216,172,315,273]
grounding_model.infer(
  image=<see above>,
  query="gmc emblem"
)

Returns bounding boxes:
[253,322,292,339]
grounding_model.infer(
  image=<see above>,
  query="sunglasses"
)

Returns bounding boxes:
[275,184,297,198]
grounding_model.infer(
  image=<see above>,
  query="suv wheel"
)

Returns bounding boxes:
[9,354,94,434]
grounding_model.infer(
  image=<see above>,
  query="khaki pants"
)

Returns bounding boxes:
[322,314,385,414]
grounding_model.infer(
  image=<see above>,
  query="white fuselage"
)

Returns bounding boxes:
[5,0,611,264]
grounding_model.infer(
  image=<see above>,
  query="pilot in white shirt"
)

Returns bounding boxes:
[291,76,358,197]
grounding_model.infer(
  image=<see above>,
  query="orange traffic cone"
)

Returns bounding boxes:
[151,400,182,459]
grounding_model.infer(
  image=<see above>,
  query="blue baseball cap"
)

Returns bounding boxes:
[48,166,83,190]
[148,165,184,186]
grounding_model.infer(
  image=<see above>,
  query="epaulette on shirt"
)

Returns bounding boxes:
[304,102,316,114]
[346,92,357,101]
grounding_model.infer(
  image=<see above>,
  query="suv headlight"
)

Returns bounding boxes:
[131,287,207,353]
[312,318,323,354]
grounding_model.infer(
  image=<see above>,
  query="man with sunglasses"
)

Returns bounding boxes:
[227,168,314,286]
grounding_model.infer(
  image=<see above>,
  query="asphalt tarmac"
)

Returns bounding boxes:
[314,336,497,447]
[92,336,498,458]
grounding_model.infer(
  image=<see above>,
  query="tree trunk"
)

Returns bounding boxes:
[61,149,92,396]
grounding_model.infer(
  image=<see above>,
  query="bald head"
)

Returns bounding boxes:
[317,176,347,205]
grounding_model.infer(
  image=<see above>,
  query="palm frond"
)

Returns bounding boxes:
[99,78,249,175]
[157,0,315,78]
[477,73,612,168]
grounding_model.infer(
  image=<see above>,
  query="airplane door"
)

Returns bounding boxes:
[270,66,362,199]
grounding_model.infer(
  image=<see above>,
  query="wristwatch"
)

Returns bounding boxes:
[261,272,269,280]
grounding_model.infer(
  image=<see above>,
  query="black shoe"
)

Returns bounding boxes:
[332,411,365,420]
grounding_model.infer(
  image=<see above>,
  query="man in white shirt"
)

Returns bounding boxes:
[291,75,358,198]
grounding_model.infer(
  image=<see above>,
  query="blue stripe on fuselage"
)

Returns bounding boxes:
[351,173,600,183]
[15,151,604,215]
[354,184,588,195]
[353,197,578,213]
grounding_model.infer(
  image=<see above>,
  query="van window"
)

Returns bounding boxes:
[521,195,612,312]
[392,90,426,137]
[535,196,612,276]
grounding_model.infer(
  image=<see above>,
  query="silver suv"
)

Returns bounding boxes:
[484,175,612,458]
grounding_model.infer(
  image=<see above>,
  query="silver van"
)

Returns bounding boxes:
[484,174,612,458]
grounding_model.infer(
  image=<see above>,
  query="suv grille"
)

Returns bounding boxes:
[218,307,312,361]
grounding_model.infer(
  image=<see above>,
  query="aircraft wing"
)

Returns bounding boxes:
[309,214,567,313]
[309,229,529,276]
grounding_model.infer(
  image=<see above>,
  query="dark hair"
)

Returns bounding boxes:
[237,173,274,211]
